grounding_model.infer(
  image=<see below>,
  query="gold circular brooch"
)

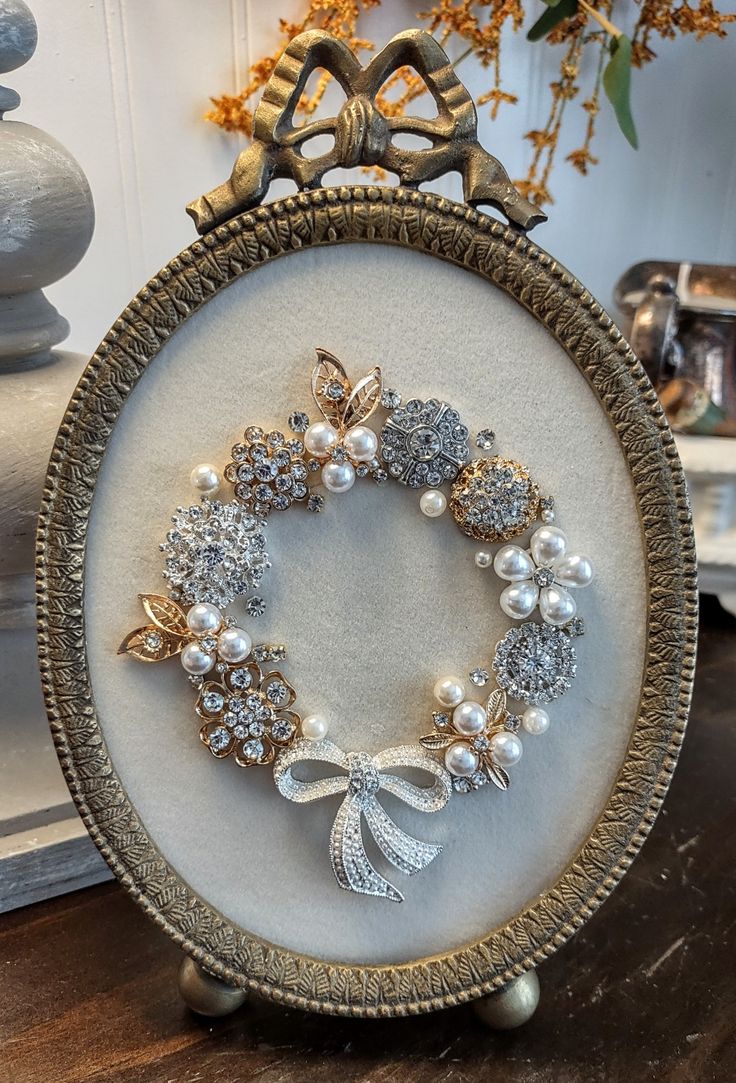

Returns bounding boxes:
[450,457,541,542]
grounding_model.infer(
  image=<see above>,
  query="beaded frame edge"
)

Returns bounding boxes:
[36,185,698,1017]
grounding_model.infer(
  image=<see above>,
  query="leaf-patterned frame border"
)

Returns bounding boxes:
[36,186,697,1017]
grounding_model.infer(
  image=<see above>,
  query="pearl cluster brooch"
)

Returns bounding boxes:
[302,348,385,494]
[118,347,595,901]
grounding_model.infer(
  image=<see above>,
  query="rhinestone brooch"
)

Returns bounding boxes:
[380,398,470,488]
[160,499,270,608]
[450,456,540,542]
[492,622,577,705]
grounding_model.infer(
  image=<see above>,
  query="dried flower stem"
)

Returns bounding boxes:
[578,0,622,39]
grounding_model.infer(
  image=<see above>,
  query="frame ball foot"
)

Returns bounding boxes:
[177,957,248,1017]
[473,969,540,1029]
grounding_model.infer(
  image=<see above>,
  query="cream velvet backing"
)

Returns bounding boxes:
[85,242,646,965]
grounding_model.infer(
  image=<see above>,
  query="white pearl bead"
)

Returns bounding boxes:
[500,581,539,620]
[343,425,378,462]
[434,676,466,708]
[217,626,252,663]
[420,489,446,517]
[539,585,576,626]
[530,526,567,567]
[190,462,221,496]
[522,707,550,735]
[453,700,487,736]
[493,544,534,582]
[474,550,493,569]
[554,553,594,588]
[445,741,480,777]
[304,421,339,456]
[180,641,215,675]
[301,714,329,741]
[186,602,223,636]
[541,508,556,524]
[321,460,356,493]
[490,731,523,766]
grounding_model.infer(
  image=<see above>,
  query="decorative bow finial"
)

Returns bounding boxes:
[187,28,546,235]
[273,738,452,902]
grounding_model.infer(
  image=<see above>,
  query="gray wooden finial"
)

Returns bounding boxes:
[0,0,37,116]
[0,0,94,366]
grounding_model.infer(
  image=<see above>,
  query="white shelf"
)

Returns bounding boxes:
[0,621,110,913]
[676,434,736,614]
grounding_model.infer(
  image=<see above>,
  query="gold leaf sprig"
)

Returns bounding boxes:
[311,348,382,434]
[118,594,189,663]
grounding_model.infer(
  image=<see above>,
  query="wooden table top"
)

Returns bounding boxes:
[2,598,734,1083]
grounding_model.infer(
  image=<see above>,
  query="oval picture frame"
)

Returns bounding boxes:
[37,185,697,1017]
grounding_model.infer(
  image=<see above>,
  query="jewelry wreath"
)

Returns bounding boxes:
[120,349,594,902]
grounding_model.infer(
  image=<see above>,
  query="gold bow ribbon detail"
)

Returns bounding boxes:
[187,28,545,234]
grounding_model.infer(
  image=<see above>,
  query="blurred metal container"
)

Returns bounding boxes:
[615,261,736,426]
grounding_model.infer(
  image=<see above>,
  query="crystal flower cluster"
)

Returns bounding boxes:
[197,661,299,766]
[160,499,269,608]
[224,428,310,516]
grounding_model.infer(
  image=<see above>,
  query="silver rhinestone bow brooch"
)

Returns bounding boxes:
[273,738,452,902]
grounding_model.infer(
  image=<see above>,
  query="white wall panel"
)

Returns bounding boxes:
[9,0,736,355]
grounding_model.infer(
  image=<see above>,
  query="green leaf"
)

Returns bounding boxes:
[603,34,639,149]
[527,0,579,41]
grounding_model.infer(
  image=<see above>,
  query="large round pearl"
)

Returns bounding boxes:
[522,707,550,735]
[434,676,466,708]
[217,626,252,663]
[530,526,567,567]
[304,421,339,456]
[490,731,523,767]
[493,544,534,582]
[445,741,480,777]
[539,584,576,626]
[186,602,223,636]
[420,489,446,517]
[190,463,221,496]
[554,553,594,588]
[343,425,378,462]
[180,642,215,675]
[500,581,539,620]
[453,700,487,736]
[301,714,329,741]
[322,460,356,493]
[474,550,493,569]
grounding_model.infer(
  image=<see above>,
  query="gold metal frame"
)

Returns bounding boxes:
[36,184,697,1016]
